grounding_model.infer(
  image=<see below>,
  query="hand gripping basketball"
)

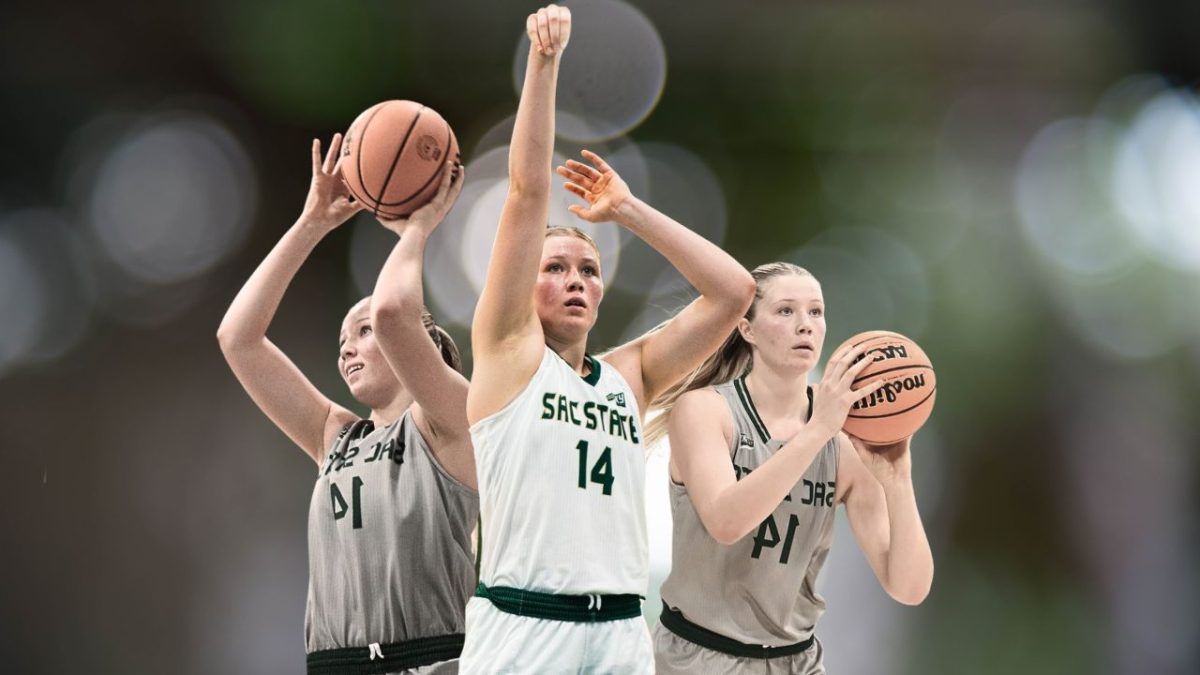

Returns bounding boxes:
[808,342,890,442]
[301,134,364,231]
[527,4,572,57]
[377,161,465,237]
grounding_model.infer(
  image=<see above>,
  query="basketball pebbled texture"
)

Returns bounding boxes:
[340,100,460,219]
[836,330,937,445]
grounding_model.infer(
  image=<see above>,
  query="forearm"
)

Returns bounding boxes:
[879,477,934,604]
[372,229,427,320]
[706,425,833,543]
[614,196,752,308]
[218,217,328,348]
[508,48,560,195]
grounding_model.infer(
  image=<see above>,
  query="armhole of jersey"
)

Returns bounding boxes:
[468,346,555,435]
[410,411,479,496]
[317,419,361,474]
[597,355,643,420]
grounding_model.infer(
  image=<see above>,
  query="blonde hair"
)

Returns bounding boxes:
[545,226,601,268]
[643,262,814,447]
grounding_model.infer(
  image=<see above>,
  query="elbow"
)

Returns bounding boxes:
[216,323,247,354]
[886,573,933,606]
[733,270,756,310]
[370,293,421,326]
[715,270,756,318]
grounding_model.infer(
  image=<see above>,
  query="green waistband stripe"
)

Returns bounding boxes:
[476,583,642,623]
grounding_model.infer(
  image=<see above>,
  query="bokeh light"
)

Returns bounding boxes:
[0,232,49,376]
[512,0,666,142]
[609,142,727,296]
[78,110,257,287]
[1112,87,1200,271]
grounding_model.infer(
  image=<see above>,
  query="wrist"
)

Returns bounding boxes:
[294,214,336,236]
[797,422,837,450]
[612,194,645,228]
[880,470,915,493]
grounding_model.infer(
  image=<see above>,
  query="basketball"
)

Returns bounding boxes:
[340,100,460,219]
[835,330,936,445]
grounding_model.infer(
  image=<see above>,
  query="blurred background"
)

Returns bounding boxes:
[2,0,1198,672]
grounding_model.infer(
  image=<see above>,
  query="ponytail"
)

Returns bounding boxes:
[421,308,462,373]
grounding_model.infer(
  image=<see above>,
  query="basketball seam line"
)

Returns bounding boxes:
[373,106,425,218]
[353,104,389,205]
[375,123,454,207]
[850,363,933,386]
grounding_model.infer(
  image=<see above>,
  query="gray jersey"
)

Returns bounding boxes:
[305,411,479,654]
[659,377,839,646]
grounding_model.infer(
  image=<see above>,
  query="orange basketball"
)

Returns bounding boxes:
[835,330,936,445]
[340,100,460,219]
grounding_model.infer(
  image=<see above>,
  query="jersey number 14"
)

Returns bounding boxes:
[576,440,614,495]
[330,477,364,529]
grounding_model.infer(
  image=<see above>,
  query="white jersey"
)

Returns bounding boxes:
[470,346,648,596]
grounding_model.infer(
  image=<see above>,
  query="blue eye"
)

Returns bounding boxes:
[779,307,793,316]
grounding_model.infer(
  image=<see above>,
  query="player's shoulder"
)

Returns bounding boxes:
[673,386,731,425]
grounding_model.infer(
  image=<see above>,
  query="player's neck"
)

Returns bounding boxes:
[546,335,589,376]
[744,365,809,424]
[371,389,415,427]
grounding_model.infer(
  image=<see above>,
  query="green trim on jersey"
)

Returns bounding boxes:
[734,376,771,443]
[582,354,602,386]
[549,350,603,387]
[475,583,642,623]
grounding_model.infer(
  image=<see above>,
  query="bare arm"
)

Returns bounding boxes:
[216,136,362,465]
[669,390,833,544]
[839,434,935,605]
[372,164,476,488]
[669,343,884,543]
[469,5,572,422]
[557,152,756,407]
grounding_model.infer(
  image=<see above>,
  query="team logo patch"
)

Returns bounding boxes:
[738,432,754,450]
[416,134,442,161]
[607,392,626,408]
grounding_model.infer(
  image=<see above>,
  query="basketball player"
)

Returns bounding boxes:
[217,135,477,674]
[457,5,756,673]
[643,262,935,673]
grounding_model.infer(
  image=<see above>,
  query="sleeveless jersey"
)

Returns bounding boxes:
[305,410,479,653]
[471,346,647,595]
[659,376,839,645]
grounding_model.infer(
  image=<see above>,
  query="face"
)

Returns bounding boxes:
[534,235,604,344]
[337,298,401,407]
[740,274,826,373]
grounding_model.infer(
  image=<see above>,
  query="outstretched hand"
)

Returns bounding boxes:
[556,150,632,224]
[527,4,571,57]
[377,161,465,237]
[301,134,363,231]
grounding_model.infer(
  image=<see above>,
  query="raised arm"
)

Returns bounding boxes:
[217,135,362,465]
[669,343,885,544]
[469,4,571,422]
[557,151,756,406]
[371,164,476,488]
[838,433,934,605]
